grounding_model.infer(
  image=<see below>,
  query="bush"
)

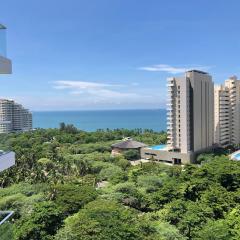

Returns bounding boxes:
[14,201,64,240]
[53,184,98,215]
[137,175,163,192]
[54,200,141,240]
[99,166,127,184]
[123,149,140,160]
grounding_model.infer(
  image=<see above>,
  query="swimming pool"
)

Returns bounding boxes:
[149,144,167,151]
[231,151,240,161]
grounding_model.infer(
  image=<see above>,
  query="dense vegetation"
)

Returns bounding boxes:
[0,125,239,239]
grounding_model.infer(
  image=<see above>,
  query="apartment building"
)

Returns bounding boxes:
[13,103,32,131]
[167,70,214,153]
[214,76,240,147]
[141,70,214,164]
[0,99,32,133]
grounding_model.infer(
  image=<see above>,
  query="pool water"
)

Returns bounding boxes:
[149,144,167,151]
[232,152,240,161]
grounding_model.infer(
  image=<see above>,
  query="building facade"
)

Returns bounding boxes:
[214,76,240,147]
[167,70,214,154]
[0,99,32,133]
[141,70,215,164]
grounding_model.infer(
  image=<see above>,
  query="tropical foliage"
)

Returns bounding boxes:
[0,126,239,239]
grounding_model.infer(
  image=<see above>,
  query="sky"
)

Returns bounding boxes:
[0,0,240,110]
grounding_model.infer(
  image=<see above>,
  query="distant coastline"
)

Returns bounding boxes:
[32,109,167,132]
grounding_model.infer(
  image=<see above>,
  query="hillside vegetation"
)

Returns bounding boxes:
[0,126,239,240]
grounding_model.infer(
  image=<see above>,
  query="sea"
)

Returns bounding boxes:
[33,109,167,132]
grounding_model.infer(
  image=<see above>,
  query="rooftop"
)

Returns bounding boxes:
[111,139,147,149]
[186,69,208,75]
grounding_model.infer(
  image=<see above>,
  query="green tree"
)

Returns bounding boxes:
[51,184,98,215]
[14,201,63,240]
[123,149,140,160]
[54,200,142,240]
[194,219,232,240]
[226,206,240,239]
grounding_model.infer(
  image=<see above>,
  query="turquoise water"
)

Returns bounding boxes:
[149,144,167,150]
[33,109,166,132]
[232,152,240,161]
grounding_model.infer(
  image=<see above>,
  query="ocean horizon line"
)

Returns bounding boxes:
[32,109,167,132]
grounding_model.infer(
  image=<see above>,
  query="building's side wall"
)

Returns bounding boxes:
[186,71,214,152]
[224,77,240,145]
[167,77,176,150]
[214,85,231,146]
[233,80,240,144]
[140,148,194,164]
[167,76,190,153]
[141,146,214,164]
[180,76,190,153]
[214,85,221,144]
[209,80,215,147]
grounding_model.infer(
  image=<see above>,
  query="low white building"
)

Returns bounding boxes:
[0,99,32,133]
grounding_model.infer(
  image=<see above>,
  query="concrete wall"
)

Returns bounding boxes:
[141,146,214,164]
[141,148,194,164]
[186,71,214,152]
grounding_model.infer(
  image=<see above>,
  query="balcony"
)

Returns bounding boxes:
[230,94,236,99]
[167,81,174,87]
[167,126,175,131]
[167,111,174,116]
[167,116,174,122]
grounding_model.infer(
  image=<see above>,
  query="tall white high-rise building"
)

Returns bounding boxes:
[167,70,214,154]
[0,99,32,133]
[214,76,240,146]
[142,70,215,164]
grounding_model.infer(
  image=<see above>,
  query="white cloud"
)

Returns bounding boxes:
[53,81,117,90]
[139,64,212,74]
[53,80,140,101]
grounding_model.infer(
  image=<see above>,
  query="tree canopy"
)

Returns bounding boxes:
[0,126,239,239]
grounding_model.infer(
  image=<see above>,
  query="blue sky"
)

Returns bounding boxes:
[0,0,240,110]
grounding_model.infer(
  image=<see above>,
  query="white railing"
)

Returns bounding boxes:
[0,211,14,239]
[0,211,14,225]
